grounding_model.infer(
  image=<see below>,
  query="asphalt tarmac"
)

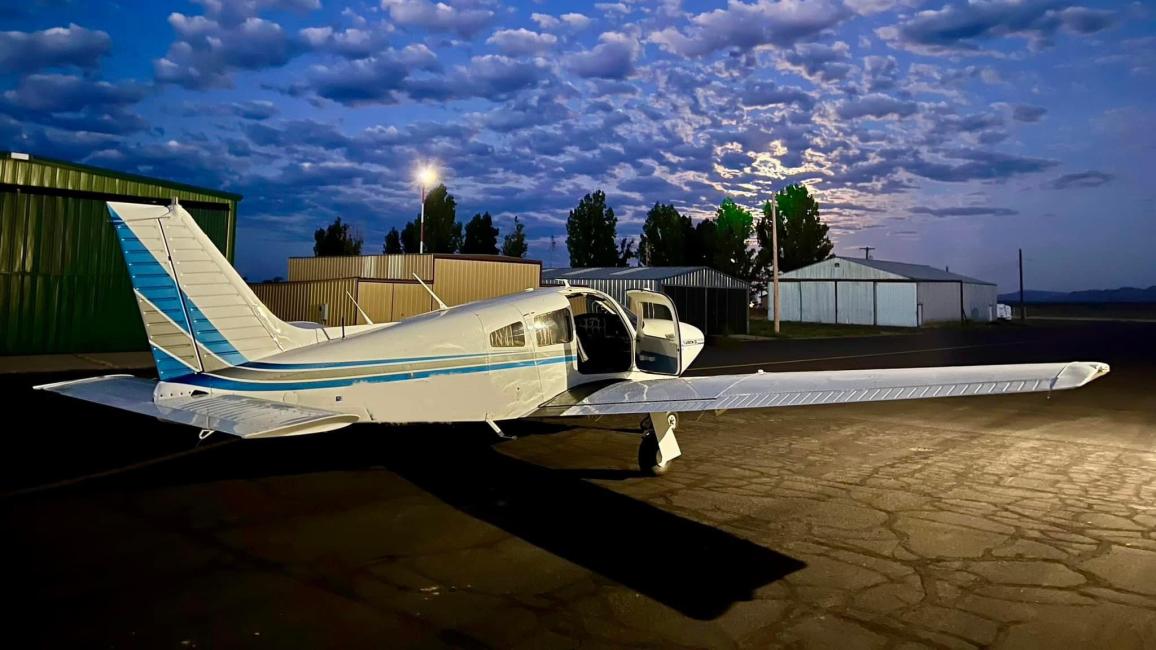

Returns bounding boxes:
[4,320,1155,648]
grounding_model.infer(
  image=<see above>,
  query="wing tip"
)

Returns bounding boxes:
[1055,361,1110,390]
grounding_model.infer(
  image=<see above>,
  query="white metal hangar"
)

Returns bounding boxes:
[774,257,999,327]
[543,266,750,335]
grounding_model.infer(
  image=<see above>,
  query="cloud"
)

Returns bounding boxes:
[301,44,438,104]
[404,54,550,102]
[910,206,1019,217]
[740,81,816,110]
[780,41,853,83]
[155,14,299,88]
[1048,170,1114,189]
[1012,104,1047,122]
[380,0,495,38]
[566,32,640,79]
[531,12,592,32]
[487,28,558,56]
[909,148,1058,182]
[0,24,111,74]
[836,93,918,119]
[649,0,849,57]
[298,25,393,59]
[0,74,149,135]
[880,0,1117,55]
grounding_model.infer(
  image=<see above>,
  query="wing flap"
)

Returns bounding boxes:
[36,375,357,438]
[536,362,1110,417]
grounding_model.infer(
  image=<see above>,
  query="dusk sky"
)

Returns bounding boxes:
[2,0,1153,291]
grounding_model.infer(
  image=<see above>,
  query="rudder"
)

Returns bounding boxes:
[109,201,314,380]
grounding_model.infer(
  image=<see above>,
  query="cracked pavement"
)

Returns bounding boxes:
[4,321,1155,648]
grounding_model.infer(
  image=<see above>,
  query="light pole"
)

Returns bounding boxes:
[771,197,780,335]
[417,166,437,254]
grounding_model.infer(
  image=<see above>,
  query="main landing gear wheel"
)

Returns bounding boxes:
[638,413,678,476]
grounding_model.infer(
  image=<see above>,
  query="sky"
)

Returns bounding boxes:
[2,0,1154,292]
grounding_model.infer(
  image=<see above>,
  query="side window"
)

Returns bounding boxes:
[532,308,574,346]
[489,321,526,347]
[642,302,673,321]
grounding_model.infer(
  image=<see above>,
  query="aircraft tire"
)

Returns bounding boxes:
[638,430,670,476]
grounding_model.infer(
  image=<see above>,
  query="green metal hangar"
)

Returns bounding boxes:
[775,257,999,327]
[543,266,751,335]
[0,152,240,355]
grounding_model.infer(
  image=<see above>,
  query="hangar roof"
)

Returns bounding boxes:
[782,257,995,286]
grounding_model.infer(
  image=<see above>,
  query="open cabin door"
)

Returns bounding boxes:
[626,290,681,375]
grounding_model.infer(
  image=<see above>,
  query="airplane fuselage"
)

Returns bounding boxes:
[152,286,705,425]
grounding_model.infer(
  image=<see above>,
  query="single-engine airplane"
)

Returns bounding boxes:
[38,201,1110,475]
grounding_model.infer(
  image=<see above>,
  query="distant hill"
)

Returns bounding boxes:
[998,287,1156,303]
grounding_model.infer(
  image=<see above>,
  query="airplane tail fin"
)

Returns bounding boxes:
[109,200,315,380]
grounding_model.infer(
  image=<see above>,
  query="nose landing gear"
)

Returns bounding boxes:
[638,412,681,476]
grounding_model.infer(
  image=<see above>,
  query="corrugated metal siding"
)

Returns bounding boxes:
[800,282,837,323]
[545,277,662,307]
[836,281,875,325]
[963,283,997,322]
[289,255,435,282]
[782,258,905,281]
[250,278,360,326]
[917,282,961,323]
[432,257,540,306]
[354,281,436,322]
[876,283,918,327]
[0,158,237,355]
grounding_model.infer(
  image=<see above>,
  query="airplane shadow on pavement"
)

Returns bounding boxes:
[25,418,806,621]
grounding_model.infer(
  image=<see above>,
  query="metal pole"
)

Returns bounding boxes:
[772,198,780,335]
[1018,248,1025,321]
[419,184,426,254]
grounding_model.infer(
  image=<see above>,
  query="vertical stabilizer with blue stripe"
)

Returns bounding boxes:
[109,201,316,380]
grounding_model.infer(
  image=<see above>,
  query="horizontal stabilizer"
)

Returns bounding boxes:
[35,375,357,438]
[535,361,1110,417]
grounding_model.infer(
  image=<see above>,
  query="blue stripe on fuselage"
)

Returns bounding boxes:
[172,355,576,392]
[237,351,495,371]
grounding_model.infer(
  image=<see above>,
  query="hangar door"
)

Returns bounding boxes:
[836,282,874,325]
[663,286,749,335]
[876,283,918,327]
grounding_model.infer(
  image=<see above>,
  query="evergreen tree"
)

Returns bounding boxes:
[462,212,499,254]
[501,216,528,258]
[565,190,620,267]
[402,184,461,253]
[639,202,694,266]
[313,217,362,256]
[383,227,402,254]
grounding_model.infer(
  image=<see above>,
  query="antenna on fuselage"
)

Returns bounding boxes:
[413,274,449,310]
[345,290,374,325]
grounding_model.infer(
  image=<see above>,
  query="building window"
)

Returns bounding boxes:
[532,309,574,346]
[489,321,525,347]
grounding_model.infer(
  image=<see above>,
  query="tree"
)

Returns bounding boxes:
[501,216,528,258]
[402,184,461,253]
[757,183,833,273]
[313,217,362,256]
[566,190,620,267]
[383,227,402,254]
[689,218,717,266]
[462,212,499,254]
[639,202,694,266]
[711,197,756,280]
[617,237,636,267]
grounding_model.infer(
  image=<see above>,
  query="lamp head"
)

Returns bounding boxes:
[417,166,437,186]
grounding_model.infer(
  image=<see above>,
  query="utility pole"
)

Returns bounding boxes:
[858,246,875,260]
[772,198,780,335]
[1018,248,1025,321]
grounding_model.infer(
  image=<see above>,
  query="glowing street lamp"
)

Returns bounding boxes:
[417,166,437,254]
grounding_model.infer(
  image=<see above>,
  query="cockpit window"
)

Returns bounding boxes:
[532,308,574,346]
[489,321,526,347]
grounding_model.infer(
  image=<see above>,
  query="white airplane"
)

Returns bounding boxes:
[39,201,1110,475]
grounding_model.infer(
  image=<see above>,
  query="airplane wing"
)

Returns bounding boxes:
[534,362,1109,417]
[35,375,358,438]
